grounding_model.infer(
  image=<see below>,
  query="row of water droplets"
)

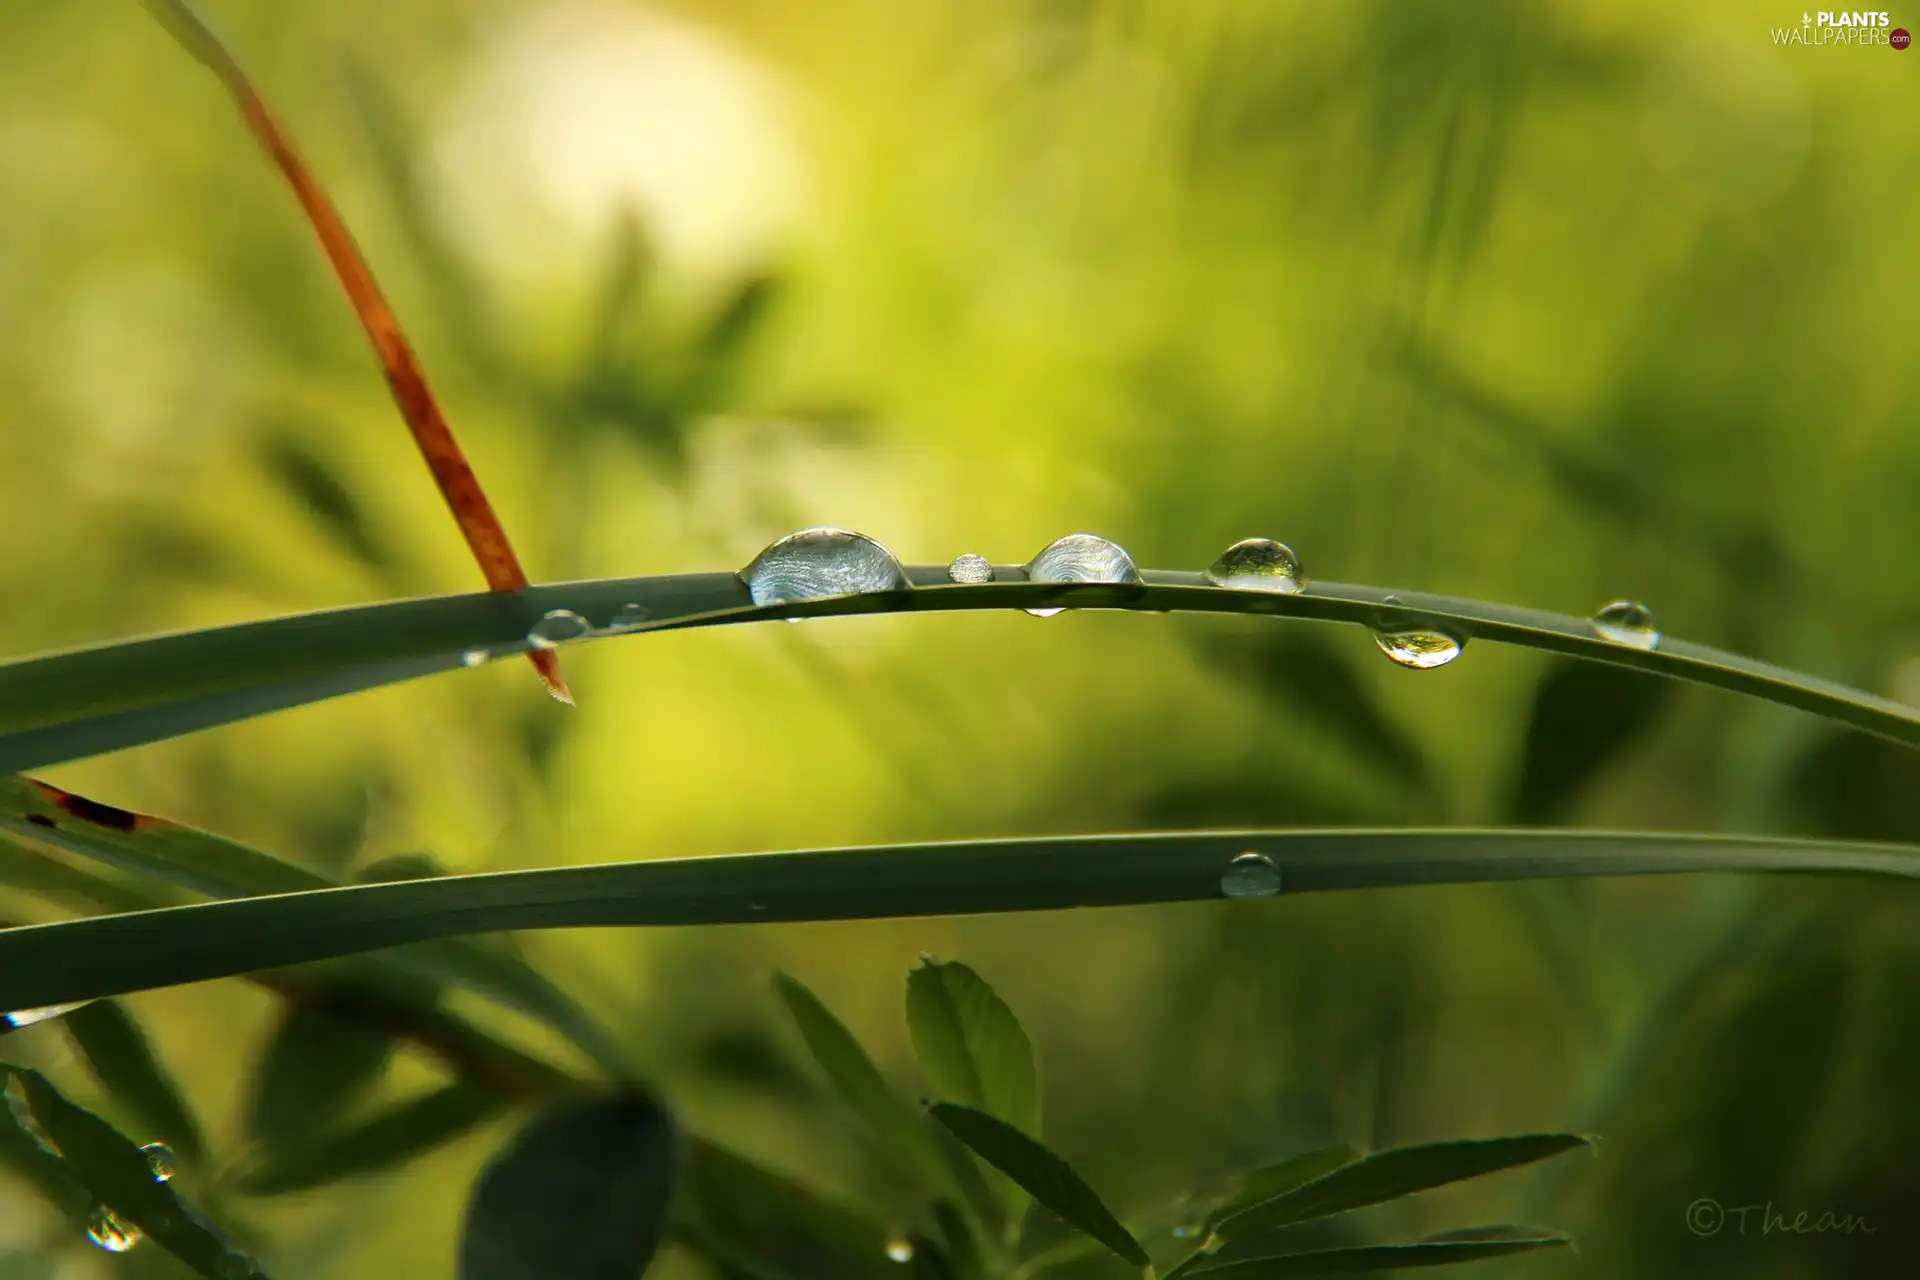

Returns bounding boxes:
[728,527,1660,665]
[462,602,654,668]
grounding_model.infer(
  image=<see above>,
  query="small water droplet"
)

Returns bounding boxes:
[948,553,993,584]
[1024,533,1139,616]
[141,1142,176,1183]
[87,1205,141,1253]
[1589,599,1660,650]
[605,602,651,632]
[741,528,911,607]
[1,1001,89,1030]
[884,1238,915,1263]
[527,609,591,650]
[459,648,490,668]
[1221,851,1281,900]
[1204,538,1304,594]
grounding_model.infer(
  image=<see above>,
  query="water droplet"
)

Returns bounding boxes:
[1221,851,1281,900]
[1024,533,1139,616]
[87,1205,141,1253]
[1372,629,1464,669]
[741,528,911,608]
[217,1251,258,1279]
[1204,538,1304,594]
[527,609,591,650]
[141,1143,176,1183]
[605,602,651,632]
[948,553,993,584]
[459,648,490,668]
[1,1001,89,1030]
[884,1238,915,1263]
[1589,599,1660,650]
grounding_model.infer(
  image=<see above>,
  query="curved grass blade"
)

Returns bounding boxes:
[62,1001,206,1167]
[459,1092,678,1280]
[0,829,1913,1013]
[136,0,570,702]
[0,778,630,1078]
[9,1068,268,1278]
[4,568,1916,775]
[774,973,949,1189]
[926,1102,1146,1266]
[1186,1227,1572,1276]
[1210,1134,1594,1241]
[1201,1145,1363,1233]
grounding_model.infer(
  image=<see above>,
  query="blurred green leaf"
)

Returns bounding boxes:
[1509,658,1671,823]
[458,1091,678,1280]
[672,1138,901,1280]
[1203,1146,1362,1232]
[62,1000,205,1167]
[773,972,947,1189]
[237,1080,499,1195]
[926,1102,1146,1267]
[245,997,394,1151]
[674,272,782,412]
[11,1067,264,1278]
[1211,1134,1594,1240]
[1789,728,1920,844]
[257,433,396,573]
[1185,1226,1572,1276]
[0,1077,89,1223]
[906,957,1039,1135]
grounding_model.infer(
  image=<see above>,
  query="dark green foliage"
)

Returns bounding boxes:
[672,1140,901,1279]
[238,1080,500,1195]
[459,1092,679,1280]
[1510,658,1672,823]
[1184,1227,1572,1276]
[63,1000,206,1167]
[244,998,395,1151]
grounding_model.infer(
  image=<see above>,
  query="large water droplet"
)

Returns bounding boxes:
[1589,600,1660,650]
[88,1205,141,1253]
[1221,851,1281,900]
[1204,538,1304,594]
[741,528,911,608]
[1024,533,1139,616]
[1,1001,89,1030]
[527,609,591,650]
[884,1238,915,1263]
[1372,629,1464,669]
[947,553,993,584]
[141,1142,176,1183]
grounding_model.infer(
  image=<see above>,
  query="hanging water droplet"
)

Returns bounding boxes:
[1589,599,1660,650]
[884,1238,915,1263]
[947,553,993,584]
[526,609,591,650]
[458,648,490,668]
[87,1205,141,1253]
[1221,851,1282,900]
[1204,538,1304,594]
[740,528,911,608]
[1372,629,1464,669]
[604,602,651,632]
[1024,533,1139,616]
[1,1001,89,1030]
[141,1142,176,1183]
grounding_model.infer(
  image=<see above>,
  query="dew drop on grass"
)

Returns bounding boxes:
[527,609,591,649]
[1024,533,1140,616]
[1373,629,1464,669]
[605,602,651,631]
[87,1205,141,1253]
[1221,851,1281,900]
[1590,599,1660,650]
[948,553,993,584]
[884,1238,915,1263]
[459,648,490,668]
[1,1001,89,1030]
[141,1142,176,1183]
[1204,538,1304,594]
[741,528,911,608]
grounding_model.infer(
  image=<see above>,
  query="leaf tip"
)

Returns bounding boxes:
[531,652,575,705]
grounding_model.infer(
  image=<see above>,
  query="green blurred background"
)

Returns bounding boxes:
[2,0,1918,1276]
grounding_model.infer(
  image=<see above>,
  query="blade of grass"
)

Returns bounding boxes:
[3,569,1917,774]
[136,0,569,702]
[0,828,1912,1013]
[1184,1227,1572,1276]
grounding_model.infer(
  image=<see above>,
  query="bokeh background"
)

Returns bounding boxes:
[2,0,1918,1276]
